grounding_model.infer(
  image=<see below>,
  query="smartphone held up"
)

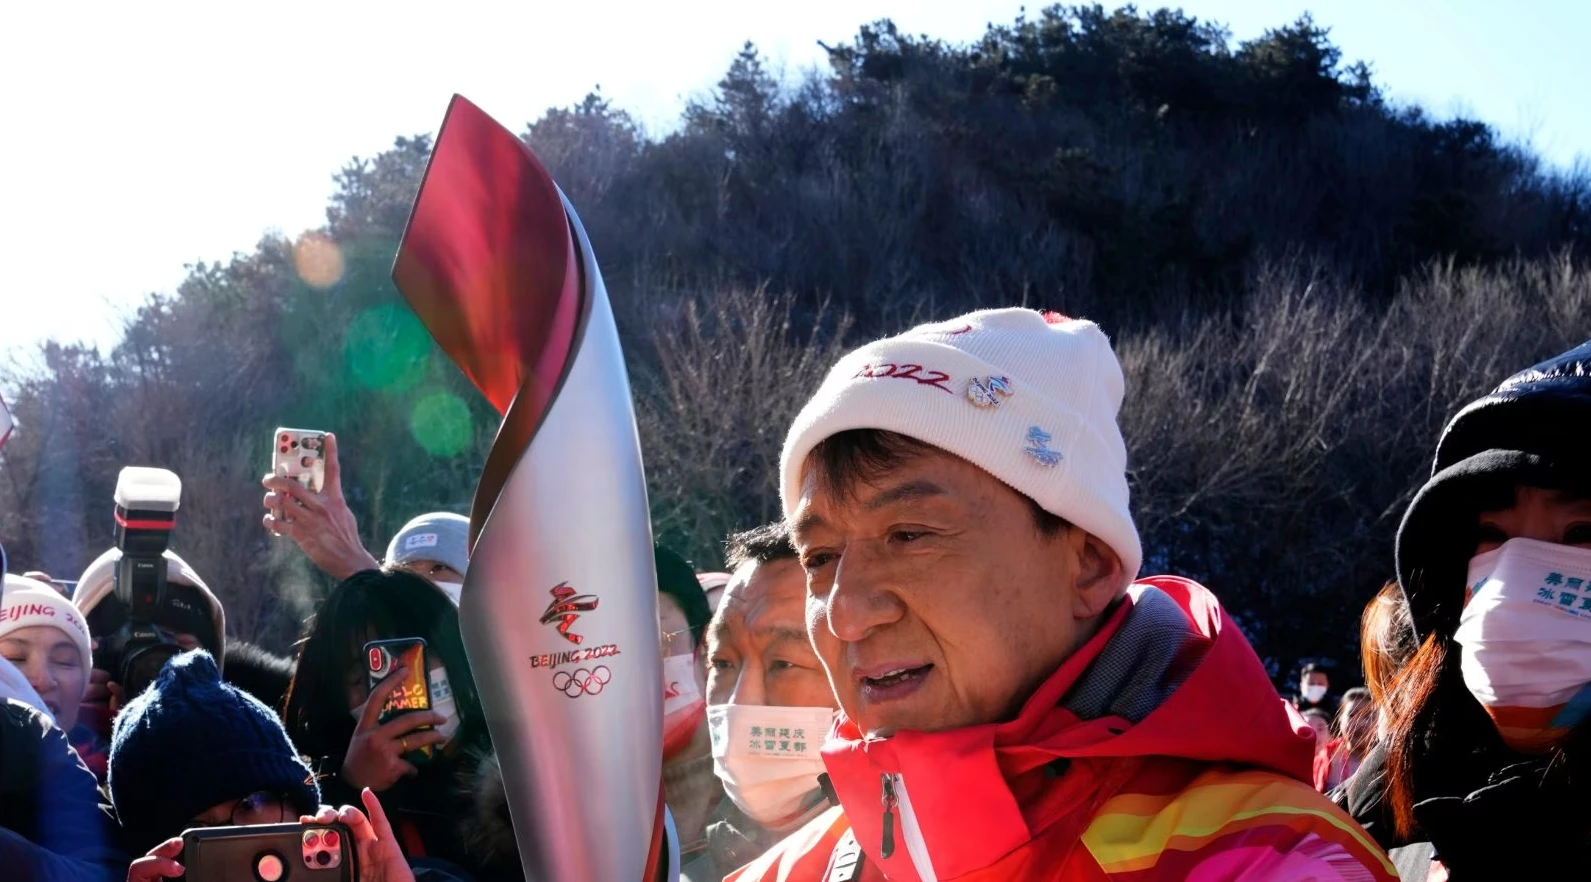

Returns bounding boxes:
[273,428,327,493]
[181,822,355,881]
[366,637,435,763]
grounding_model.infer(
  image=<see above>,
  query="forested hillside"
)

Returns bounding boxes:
[2,5,1586,678]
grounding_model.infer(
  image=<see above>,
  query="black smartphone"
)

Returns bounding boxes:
[181,822,355,881]
[364,637,433,762]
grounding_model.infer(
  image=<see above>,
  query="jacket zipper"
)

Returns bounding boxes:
[880,773,938,882]
[879,774,897,859]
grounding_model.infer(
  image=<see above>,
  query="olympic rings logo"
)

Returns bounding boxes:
[552,666,612,698]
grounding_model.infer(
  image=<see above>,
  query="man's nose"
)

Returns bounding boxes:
[823,547,907,643]
[727,666,767,707]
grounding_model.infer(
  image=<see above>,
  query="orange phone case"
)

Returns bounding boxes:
[364,638,433,759]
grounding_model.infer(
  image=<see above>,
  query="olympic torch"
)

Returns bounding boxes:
[391,96,674,882]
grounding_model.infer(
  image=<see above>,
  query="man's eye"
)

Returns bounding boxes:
[1565,524,1591,546]
[710,658,735,671]
[892,530,926,543]
[801,552,835,572]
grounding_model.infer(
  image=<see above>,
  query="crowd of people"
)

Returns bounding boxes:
[2,306,1588,880]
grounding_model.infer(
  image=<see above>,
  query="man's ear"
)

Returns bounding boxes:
[1067,528,1126,619]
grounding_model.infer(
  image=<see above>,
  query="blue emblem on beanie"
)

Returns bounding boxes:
[108,650,320,848]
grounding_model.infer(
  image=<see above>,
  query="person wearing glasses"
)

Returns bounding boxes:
[109,650,414,882]
[654,545,720,872]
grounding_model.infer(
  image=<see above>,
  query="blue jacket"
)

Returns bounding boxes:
[0,699,125,881]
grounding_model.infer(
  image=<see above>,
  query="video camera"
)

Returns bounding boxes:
[95,467,186,699]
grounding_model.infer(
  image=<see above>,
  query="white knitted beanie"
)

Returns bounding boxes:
[780,308,1141,581]
[1,575,93,669]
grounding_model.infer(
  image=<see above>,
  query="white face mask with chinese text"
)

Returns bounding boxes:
[1455,537,1591,752]
[1302,684,1328,703]
[708,703,833,829]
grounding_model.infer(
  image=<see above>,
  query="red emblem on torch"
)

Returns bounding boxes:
[539,582,600,644]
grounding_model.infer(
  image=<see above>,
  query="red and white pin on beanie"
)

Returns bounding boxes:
[780,308,1142,581]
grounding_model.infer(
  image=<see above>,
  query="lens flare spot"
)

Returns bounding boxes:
[293,232,345,289]
[410,392,472,457]
[344,305,430,391]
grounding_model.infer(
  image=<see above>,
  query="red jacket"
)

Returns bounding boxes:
[728,577,1396,881]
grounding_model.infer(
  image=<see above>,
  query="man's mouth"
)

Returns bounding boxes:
[856,663,934,702]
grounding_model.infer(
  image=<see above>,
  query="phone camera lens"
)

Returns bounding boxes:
[290,439,299,449]
[316,850,332,866]
[323,830,340,848]
[304,831,320,848]
[256,853,285,882]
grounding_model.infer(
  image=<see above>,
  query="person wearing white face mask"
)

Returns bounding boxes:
[682,523,838,882]
[1291,661,1338,721]
[1344,338,1591,881]
[382,513,469,604]
[281,568,499,880]
[654,545,720,871]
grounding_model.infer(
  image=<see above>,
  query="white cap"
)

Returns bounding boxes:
[780,308,1141,581]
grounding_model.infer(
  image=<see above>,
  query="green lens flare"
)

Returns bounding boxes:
[344,305,429,391]
[410,392,472,457]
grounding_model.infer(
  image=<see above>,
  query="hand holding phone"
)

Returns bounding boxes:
[341,653,448,792]
[172,822,355,882]
[301,789,415,882]
[273,428,328,493]
[365,639,433,741]
[260,432,381,580]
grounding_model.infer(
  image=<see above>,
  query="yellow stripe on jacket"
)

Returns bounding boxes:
[1081,768,1397,878]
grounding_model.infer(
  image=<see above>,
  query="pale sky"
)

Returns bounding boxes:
[1,0,1585,363]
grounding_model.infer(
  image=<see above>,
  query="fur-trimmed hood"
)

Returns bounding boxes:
[455,749,521,874]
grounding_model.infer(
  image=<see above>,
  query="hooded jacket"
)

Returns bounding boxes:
[1397,337,1591,641]
[1343,339,1591,880]
[729,577,1395,881]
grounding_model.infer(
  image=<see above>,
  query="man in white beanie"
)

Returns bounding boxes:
[731,309,1394,881]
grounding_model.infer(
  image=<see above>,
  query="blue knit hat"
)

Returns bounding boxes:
[109,650,320,847]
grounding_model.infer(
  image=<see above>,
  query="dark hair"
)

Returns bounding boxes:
[807,429,1069,536]
[724,522,797,571]
[656,545,711,650]
[1300,662,1329,677]
[283,570,487,772]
